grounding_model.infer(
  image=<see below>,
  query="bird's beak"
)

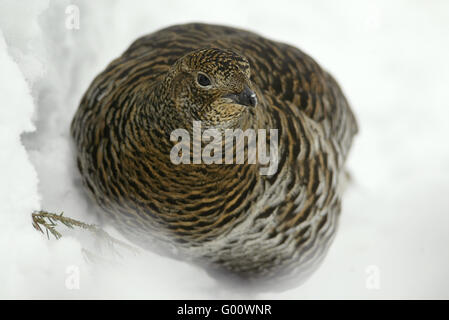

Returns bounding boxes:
[224,85,258,108]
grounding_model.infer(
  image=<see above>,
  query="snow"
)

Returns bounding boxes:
[0,0,448,299]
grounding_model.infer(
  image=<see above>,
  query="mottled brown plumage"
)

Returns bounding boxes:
[71,23,357,287]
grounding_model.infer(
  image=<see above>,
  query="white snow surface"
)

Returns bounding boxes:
[0,0,448,299]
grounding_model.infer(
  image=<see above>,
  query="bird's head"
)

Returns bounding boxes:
[168,48,257,129]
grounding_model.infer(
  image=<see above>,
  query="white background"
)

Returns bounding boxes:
[0,0,448,299]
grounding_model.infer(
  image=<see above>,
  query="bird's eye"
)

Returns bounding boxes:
[197,73,211,87]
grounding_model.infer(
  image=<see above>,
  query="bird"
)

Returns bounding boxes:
[71,23,358,287]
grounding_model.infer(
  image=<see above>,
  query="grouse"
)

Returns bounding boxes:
[71,23,358,286]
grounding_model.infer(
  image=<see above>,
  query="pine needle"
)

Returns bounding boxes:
[31,210,140,256]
